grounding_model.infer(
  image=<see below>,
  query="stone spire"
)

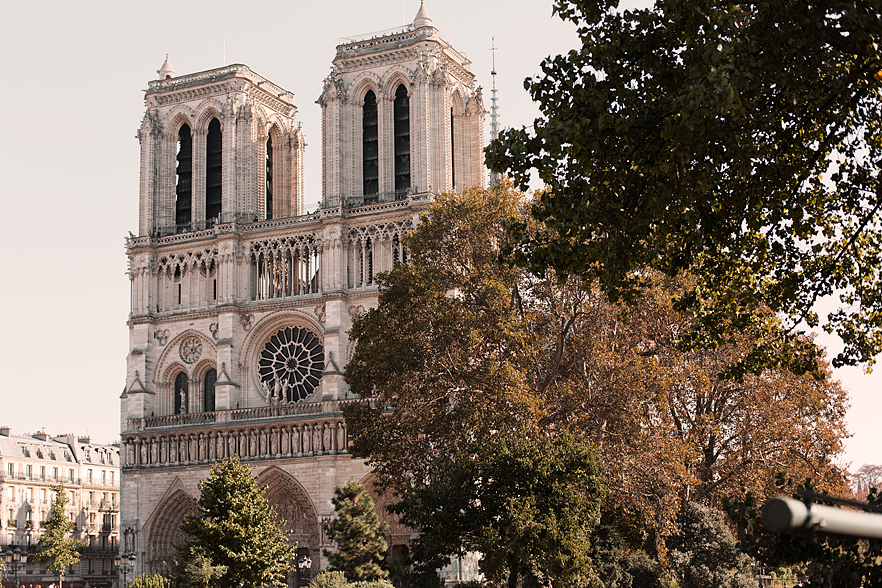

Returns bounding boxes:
[414,1,432,28]
[157,54,175,80]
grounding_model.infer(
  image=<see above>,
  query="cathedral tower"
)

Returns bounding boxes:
[319,2,485,208]
[121,5,485,580]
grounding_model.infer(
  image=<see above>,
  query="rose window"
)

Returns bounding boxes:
[258,326,324,403]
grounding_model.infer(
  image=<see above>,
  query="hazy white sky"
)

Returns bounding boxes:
[0,1,877,471]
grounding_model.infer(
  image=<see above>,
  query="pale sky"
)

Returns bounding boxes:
[0,1,877,472]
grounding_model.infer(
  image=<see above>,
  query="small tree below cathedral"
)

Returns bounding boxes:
[35,484,86,585]
[175,456,296,588]
[324,479,389,581]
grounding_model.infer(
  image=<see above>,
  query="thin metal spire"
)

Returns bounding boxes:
[489,37,500,186]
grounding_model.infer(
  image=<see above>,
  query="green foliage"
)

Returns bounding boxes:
[176,456,296,588]
[346,183,849,552]
[324,478,389,581]
[395,431,605,588]
[667,502,754,588]
[34,484,86,583]
[588,523,668,588]
[450,582,483,588]
[349,580,394,588]
[309,571,350,588]
[486,0,882,378]
[127,572,173,588]
[173,546,228,588]
[726,478,882,587]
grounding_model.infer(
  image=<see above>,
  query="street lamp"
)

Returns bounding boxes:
[3,547,28,588]
[295,555,312,588]
[114,553,135,588]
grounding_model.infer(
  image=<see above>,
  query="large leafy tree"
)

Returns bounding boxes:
[486,0,882,377]
[396,431,605,588]
[344,184,849,553]
[176,456,295,588]
[667,502,754,588]
[35,484,86,585]
[324,478,389,581]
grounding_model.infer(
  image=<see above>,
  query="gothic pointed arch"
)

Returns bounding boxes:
[256,466,320,571]
[359,473,412,558]
[164,107,196,138]
[155,330,217,384]
[362,89,379,197]
[392,83,411,195]
[194,101,224,133]
[143,482,198,574]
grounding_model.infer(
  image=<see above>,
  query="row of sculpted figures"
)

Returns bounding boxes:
[123,419,347,468]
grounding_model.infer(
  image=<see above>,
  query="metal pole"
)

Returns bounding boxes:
[762,497,882,539]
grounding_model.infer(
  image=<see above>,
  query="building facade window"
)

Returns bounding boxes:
[265,135,274,219]
[175,124,193,228]
[204,369,217,413]
[393,84,410,196]
[206,118,223,222]
[363,90,379,197]
[174,372,188,415]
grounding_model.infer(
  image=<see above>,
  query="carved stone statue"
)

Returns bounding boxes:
[323,424,331,453]
[336,422,346,453]
[273,375,282,403]
[312,425,321,454]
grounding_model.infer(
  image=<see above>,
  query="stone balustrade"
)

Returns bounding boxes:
[122,399,377,469]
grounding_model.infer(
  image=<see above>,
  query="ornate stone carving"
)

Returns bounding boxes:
[209,323,219,339]
[258,327,324,403]
[155,329,170,345]
[179,336,202,364]
[241,314,254,331]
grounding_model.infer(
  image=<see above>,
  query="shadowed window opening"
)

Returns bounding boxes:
[204,369,216,413]
[266,135,274,219]
[174,372,188,415]
[206,118,222,222]
[363,91,379,198]
[394,85,410,196]
[175,125,192,228]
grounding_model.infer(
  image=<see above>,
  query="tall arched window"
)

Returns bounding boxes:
[363,91,379,197]
[450,107,456,191]
[175,124,192,228]
[206,118,223,222]
[265,135,274,220]
[393,84,410,197]
[204,369,217,413]
[174,372,188,415]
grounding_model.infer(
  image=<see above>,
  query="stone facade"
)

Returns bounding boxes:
[121,4,484,582]
[0,427,120,586]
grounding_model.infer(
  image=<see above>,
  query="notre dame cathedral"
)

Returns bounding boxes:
[119,3,485,582]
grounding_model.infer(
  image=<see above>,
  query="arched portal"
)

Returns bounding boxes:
[257,467,320,573]
[145,489,198,574]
